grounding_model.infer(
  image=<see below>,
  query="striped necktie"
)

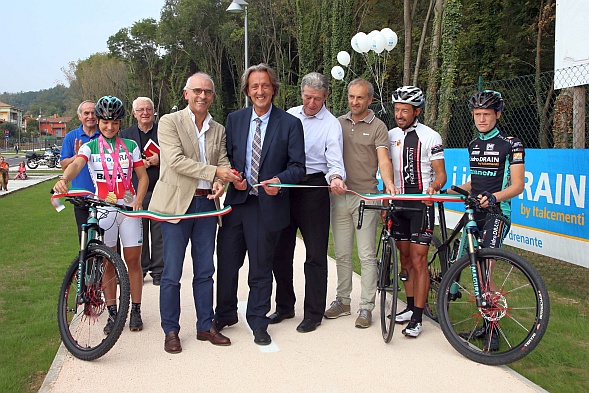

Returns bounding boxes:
[250,118,262,195]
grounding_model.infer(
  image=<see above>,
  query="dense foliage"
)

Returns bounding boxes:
[1,0,555,127]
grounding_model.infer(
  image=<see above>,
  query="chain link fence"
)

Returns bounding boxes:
[370,69,589,150]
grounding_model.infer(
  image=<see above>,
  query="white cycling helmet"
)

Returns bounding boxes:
[392,86,425,108]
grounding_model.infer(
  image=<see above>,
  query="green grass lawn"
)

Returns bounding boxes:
[1,183,588,392]
[0,181,79,392]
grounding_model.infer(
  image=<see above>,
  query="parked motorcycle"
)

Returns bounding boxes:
[26,145,61,169]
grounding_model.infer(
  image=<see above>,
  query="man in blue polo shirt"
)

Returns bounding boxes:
[60,100,100,238]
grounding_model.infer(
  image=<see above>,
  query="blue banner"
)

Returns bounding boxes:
[444,148,587,241]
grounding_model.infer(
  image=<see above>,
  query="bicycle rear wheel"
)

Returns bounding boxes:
[57,244,130,361]
[424,236,446,322]
[437,248,550,365]
[379,237,398,343]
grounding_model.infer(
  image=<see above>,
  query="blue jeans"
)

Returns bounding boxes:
[160,196,217,334]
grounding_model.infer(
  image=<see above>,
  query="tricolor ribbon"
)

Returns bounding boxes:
[256,183,465,203]
[51,190,232,221]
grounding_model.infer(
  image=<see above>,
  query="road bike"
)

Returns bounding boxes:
[357,200,422,343]
[435,186,550,365]
[53,194,130,361]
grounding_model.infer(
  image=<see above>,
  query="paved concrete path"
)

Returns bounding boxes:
[0,169,58,196]
[39,237,546,393]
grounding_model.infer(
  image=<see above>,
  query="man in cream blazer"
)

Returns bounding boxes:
[149,72,239,354]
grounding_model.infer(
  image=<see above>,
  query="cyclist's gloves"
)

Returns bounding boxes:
[480,191,497,208]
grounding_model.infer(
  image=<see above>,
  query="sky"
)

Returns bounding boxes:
[1,0,165,94]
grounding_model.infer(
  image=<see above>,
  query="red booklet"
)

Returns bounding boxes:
[143,139,160,157]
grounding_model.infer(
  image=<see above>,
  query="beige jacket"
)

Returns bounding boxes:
[149,107,230,224]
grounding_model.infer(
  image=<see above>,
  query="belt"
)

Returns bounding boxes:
[301,172,325,182]
[195,189,212,196]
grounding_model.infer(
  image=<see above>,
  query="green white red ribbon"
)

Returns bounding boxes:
[259,183,465,203]
[51,189,232,221]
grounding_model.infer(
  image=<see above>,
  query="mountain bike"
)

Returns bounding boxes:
[436,186,550,365]
[423,199,458,322]
[53,194,131,361]
[357,200,422,343]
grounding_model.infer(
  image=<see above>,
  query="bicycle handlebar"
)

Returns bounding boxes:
[357,200,423,229]
[69,195,130,211]
[450,185,481,210]
[51,189,130,211]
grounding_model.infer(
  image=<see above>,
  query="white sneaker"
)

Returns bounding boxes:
[402,320,423,337]
[395,307,413,324]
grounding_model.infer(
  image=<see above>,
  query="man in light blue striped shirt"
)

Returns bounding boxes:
[268,72,347,333]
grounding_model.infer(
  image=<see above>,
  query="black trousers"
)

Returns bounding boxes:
[140,191,164,278]
[215,195,281,330]
[272,173,330,322]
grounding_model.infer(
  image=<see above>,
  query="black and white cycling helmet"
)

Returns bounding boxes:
[468,90,504,112]
[392,86,425,108]
[94,96,126,120]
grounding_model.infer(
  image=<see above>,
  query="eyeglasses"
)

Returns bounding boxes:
[187,88,214,97]
[134,108,154,113]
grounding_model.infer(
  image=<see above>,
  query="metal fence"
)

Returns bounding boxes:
[371,69,589,149]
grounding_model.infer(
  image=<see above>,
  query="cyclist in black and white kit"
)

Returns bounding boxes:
[452,90,525,350]
[388,86,447,338]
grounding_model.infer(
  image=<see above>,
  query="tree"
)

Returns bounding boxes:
[435,0,461,139]
[403,0,413,85]
[108,18,165,114]
[1,122,19,138]
[535,0,555,148]
[425,0,444,128]
[70,54,131,125]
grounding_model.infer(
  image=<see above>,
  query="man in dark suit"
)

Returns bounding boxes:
[215,63,306,345]
[120,97,164,286]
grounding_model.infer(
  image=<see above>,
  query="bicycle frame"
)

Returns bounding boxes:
[434,187,490,308]
[75,203,105,305]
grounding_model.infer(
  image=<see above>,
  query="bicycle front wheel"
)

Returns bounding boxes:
[57,244,130,361]
[379,237,398,343]
[437,248,550,365]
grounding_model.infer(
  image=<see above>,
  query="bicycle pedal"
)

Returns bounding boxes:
[399,273,408,281]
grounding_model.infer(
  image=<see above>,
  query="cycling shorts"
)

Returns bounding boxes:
[392,200,434,245]
[473,210,511,248]
[98,206,143,248]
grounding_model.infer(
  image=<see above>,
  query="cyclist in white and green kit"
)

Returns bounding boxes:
[54,96,149,334]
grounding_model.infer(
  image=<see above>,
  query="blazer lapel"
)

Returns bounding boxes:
[181,108,201,160]
[260,109,280,166]
[237,108,253,167]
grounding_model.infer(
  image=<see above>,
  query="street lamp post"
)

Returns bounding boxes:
[36,115,42,152]
[227,0,249,108]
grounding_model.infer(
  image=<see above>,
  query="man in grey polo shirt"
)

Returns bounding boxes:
[324,78,396,328]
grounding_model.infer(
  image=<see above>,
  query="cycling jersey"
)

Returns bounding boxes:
[468,127,525,218]
[78,136,144,205]
[78,135,144,248]
[388,120,444,193]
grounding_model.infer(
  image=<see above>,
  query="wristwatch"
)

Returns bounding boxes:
[329,174,343,183]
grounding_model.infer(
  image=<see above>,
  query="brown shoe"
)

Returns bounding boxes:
[197,326,231,346]
[164,331,182,354]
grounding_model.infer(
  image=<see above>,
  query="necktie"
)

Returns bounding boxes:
[250,118,262,195]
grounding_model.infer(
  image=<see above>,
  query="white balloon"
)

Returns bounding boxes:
[369,31,386,54]
[384,31,398,51]
[331,65,345,80]
[337,51,351,66]
[350,33,362,53]
[380,28,393,38]
[356,32,371,53]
